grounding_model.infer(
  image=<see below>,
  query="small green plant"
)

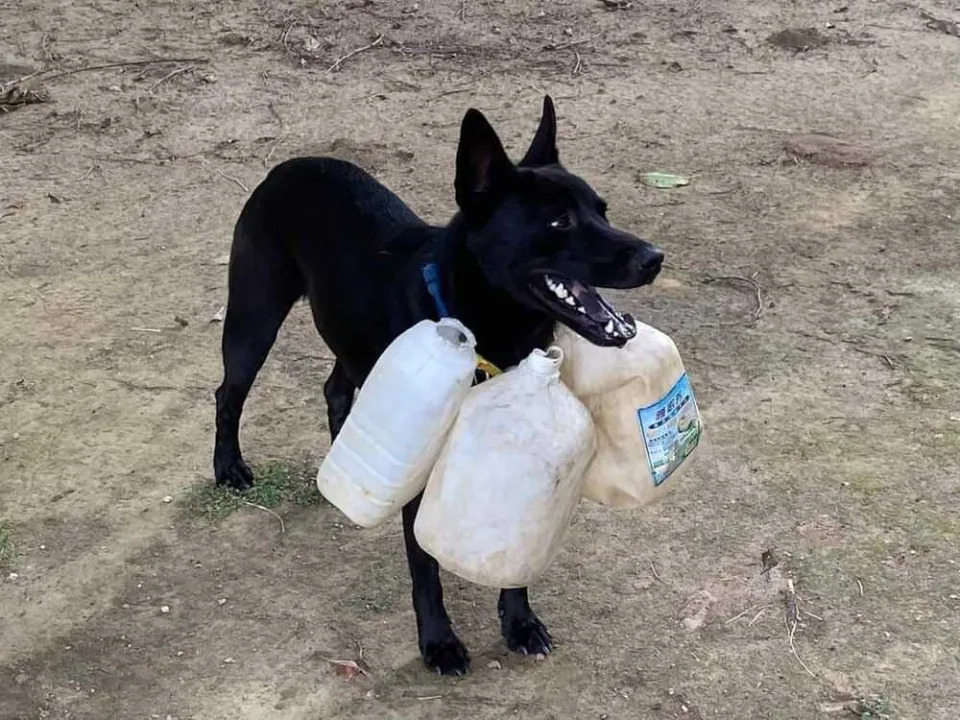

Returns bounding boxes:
[0,519,20,572]
[856,695,892,720]
[180,459,325,523]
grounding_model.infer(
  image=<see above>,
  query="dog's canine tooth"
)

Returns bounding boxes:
[605,320,614,334]
[577,307,586,314]
[555,285,569,299]
[564,296,575,306]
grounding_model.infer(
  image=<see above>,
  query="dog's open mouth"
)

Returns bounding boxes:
[531,273,638,345]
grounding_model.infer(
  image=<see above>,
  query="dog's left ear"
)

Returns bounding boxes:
[519,95,559,167]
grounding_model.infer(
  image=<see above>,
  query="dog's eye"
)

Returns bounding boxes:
[550,213,573,230]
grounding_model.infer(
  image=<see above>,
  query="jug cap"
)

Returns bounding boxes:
[435,317,476,350]
[525,346,563,376]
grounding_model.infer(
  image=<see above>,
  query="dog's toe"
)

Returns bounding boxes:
[215,456,255,491]
[422,636,470,676]
[502,612,553,657]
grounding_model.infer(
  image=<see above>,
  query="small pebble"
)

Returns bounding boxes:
[534,653,546,662]
[217,598,227,606]
[8,572,18,580]
[176,651,184,657]
[162,496,173,504]
[223,657,236,664]
[486,660,502,670]
[12,432,20,440]
[39,544,46,550]
[160,605,170,614]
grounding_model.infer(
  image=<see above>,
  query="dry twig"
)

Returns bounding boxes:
[650,561,664,583]
[148,64,195,92]
[215,168,250,193]
[1,57,209,93]
[263,103,285,167]
[725,605,757,624]
[784,579,816,677]
[243,501,285,533]
[703,272,764,319]
[327,34,384,74]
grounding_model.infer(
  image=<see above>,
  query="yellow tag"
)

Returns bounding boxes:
[476,355,503,378]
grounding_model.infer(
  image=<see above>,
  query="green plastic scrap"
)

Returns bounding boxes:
[639,171,690,189]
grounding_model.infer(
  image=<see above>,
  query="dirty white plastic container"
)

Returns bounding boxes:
[316,318,478,528]
[553,322,702,508]
[414,346,596,588]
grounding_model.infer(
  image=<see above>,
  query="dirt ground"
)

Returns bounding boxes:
[2,0,959,718]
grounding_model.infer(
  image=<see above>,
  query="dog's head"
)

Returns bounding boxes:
[454,96,663,347]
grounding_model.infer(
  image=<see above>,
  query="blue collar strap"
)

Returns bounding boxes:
[421,262,502,379]
[421,262,450,318]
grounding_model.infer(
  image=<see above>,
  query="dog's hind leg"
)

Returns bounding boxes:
[498,587,553,656]
[323,361,355,442]
[402,494,470,675]
[214,230,302,490]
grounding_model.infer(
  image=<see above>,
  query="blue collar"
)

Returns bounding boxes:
[421,262,450,318]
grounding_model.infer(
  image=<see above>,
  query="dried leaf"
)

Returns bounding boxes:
[328,658,367,679]
[639,171,690,189]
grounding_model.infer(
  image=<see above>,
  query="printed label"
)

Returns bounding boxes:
[637,373,701,486]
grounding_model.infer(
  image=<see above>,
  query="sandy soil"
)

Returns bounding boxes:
[2,1,959,718]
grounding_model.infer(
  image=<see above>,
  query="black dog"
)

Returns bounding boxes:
[213,96,663,675]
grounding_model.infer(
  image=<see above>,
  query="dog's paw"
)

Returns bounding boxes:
[422,636,470,676]
[214,454,255,491]
[501,612,553,656]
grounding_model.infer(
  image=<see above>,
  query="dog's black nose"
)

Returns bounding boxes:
[642,249,665,273]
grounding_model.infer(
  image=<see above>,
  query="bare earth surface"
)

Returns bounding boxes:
[2,1,959,718]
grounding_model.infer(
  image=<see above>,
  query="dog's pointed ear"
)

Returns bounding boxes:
[519,95,559,167]
[455,108,514,212]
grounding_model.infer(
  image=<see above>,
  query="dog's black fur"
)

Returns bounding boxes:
[214,96,663,675]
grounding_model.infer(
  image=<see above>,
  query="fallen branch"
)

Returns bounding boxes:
[327,34,384,74]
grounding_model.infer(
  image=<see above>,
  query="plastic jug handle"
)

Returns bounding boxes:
[526,346,563,376]
[435,317,477,349]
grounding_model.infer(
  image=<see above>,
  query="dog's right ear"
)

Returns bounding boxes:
[455,108,515,214]
[519,95,559,168]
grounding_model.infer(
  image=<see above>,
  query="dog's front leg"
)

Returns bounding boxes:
[498,587,553,656]
[401,494,470,675]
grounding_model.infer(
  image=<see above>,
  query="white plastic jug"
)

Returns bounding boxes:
[553,322,702,508]
[316,318,478,528]
[414,346,596,589]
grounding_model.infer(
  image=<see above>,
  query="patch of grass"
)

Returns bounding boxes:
[856,695,892,720]
[180,459,325,523]
[339,556,405,616]
[0,519,20,571]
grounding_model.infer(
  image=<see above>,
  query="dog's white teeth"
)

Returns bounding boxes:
[554,285,569,299]
[564,296,576,307]
[605,320,614,334]
[577,307,586,314]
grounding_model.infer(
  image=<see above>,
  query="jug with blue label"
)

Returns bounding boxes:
[553,322,702,508]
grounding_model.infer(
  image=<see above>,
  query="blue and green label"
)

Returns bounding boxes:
[637,373,701,486]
